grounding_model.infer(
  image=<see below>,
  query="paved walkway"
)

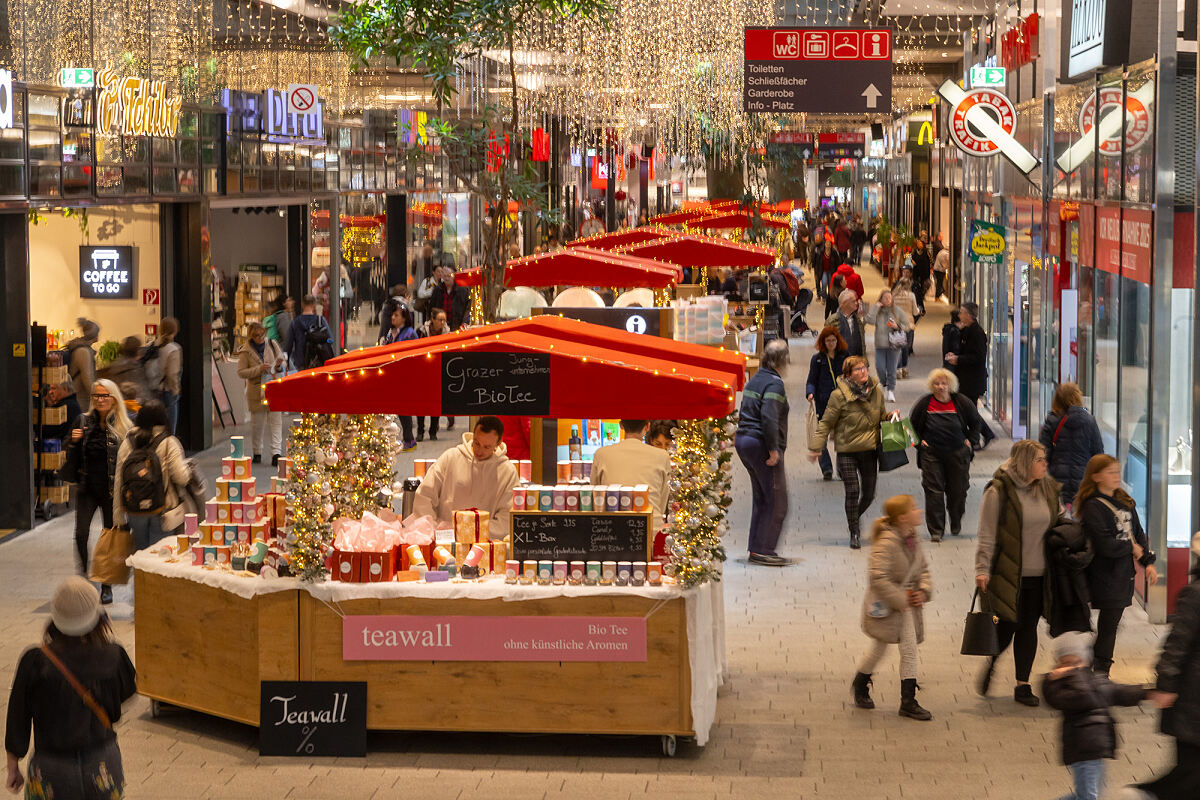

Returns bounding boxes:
[0,264,1173,799]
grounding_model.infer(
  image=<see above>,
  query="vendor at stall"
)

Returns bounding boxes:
[412,416,520,540]
[590,420,672,520]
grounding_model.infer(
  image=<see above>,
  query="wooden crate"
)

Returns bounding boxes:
[37,485,69,504]
[33,406,66,426]
[134,571,300,726]
[35,365,68,386]
[37,451,65,471]
[298,592,694,736]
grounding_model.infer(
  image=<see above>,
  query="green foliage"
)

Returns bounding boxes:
[97,340,121,366]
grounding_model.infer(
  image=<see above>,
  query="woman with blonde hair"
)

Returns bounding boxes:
[61,379,131,606]
[1038,382,1104,505]
[974,439,1065,705]
[1076,454,1158,676]
[851,494,934,719]
[909,368,981,541]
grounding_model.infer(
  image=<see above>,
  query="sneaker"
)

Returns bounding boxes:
[748,553,791,566]
[401,440,418,452]
[1014,684,1040,707]
[886,389,896,403]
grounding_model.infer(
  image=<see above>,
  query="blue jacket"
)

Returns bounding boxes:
[737,367,789,452]
[1039,405,1104,501]
[805,351,846,417]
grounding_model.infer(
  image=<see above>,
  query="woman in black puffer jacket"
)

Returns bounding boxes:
[1039,382,1104,506]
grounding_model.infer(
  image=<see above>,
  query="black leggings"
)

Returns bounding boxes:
[1092,606,1126,674]
[995,576,1044,683]
[74,490,113,576]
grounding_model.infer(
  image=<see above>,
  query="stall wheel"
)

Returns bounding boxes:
[660,735,677,757]
[41,501,54,520]
[150,699,163,718]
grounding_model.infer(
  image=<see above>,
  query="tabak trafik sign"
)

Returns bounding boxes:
[937,80,1040,176]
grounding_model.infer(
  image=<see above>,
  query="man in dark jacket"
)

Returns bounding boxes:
[1126,533,1200,799]
[733,340,791,566]
[946,302,994,447]
[811,239,842,301]
[287,295,334,369]
[429,266,469,331]
[941,308,961,370]
[909,239,932,315]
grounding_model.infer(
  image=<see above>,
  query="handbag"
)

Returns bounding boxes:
[880,419,911,453]
[89,527,134,585]
[806,400,824,451]
[960,588,1001,656]
[877,445,909,472]
[888,327,908,350]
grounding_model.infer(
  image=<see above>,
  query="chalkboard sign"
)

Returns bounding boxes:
[510,511,652,563]
[441,351,551,416]
[259,680,367,757]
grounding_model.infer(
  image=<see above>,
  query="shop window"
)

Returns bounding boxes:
[127,137,150,164]
[1093,269,1120,452]
[124,167,149,195]
[27,131,60,163]
[177,110,199,138]
[0,129,24,160]
[1118,275,1150,513]
[1053,82,1097,200]
[96,166,124,195]
[177,168,198,194]
[153,167,177,194]
[1123,63,1156,206]
[0,164,25,197]
[63,165,90,197]
[26,94,59,127]
[30,165,60,197]
[152,138,176,162]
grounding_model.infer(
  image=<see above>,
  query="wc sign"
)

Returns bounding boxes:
[773,32,799,58]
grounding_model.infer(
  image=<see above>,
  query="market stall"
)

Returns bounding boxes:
[133,317,744,753]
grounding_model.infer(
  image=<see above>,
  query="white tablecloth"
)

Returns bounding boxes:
[131,550,719,745]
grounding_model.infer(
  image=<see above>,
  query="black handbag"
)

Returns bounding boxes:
[877,442,909,472]
[960,588,1000,656]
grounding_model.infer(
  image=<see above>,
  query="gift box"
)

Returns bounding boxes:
[492,541,507,572]
[332,550,360,582]
[453,509,489,543]
[401,542,434,572]
[394,570,421,582]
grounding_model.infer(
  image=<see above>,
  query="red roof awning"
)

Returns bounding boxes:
[266,316,745,419]
[453,248,681,289]
[618,234,776,268]
[691,211,791,230]
[649,208,708,225]
[565,227,674,250]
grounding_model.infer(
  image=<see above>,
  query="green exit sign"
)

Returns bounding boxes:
[970,66,1006,88]
[59,68,94,88]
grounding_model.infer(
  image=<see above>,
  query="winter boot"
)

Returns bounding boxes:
[899,679,932,721]
[852,672,875,709]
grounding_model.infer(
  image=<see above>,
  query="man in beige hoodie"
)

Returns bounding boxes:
[412,416,520,540]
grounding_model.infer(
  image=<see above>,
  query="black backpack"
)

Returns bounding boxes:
[303,318,334,368]
[120,431,168,516]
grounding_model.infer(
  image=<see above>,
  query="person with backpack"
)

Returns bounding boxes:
[65,319,99,410]
[60,379,130,606]
[112,401,190,550]
[287,294,334,370]
[1039,382,1105,507]
[144,318,182,434]
[237,323,288,465]
[5,577,137,800]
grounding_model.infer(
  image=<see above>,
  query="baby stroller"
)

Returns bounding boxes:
[790,287,813,335]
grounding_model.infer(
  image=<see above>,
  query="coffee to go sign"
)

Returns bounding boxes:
[96,69,181,137]
[79,246,134,299]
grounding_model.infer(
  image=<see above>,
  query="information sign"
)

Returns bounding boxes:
[744,27,892,113]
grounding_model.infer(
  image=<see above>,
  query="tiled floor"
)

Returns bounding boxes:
[0,265,1175,799]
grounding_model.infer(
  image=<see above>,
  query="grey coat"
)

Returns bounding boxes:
[865,302,912,350]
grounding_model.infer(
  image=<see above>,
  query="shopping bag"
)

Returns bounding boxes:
[880,419,911,452]
[89,527,134,585]
[806,401,824,451]
[877,446,909,472]
[960,588,1000,656]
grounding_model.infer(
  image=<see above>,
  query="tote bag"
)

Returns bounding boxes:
[89,527,134,585]
[960,588,1001,656]
[806,401,824,451]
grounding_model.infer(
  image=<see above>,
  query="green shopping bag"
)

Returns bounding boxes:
[880,418,917,452]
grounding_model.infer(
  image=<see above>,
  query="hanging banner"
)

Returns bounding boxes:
[969,220,1006,266]
[96,69,181,137]
[531,127,549,162]
[591,156,608,190]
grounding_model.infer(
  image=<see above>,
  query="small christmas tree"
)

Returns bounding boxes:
[285,413,337,581]
[666,414,735,588]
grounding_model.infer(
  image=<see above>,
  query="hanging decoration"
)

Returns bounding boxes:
[666,414,735,588]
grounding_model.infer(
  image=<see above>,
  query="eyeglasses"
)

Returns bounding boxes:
[1034,457,1047,464]
[91,393,112,400]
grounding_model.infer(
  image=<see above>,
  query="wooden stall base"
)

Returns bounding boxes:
[299,592,693,736]
[134,571,299,727]
[134,571,695,739]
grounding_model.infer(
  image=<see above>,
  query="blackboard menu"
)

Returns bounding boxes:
[259,680,367,757]
[441,351,551,416]
[511,511,652,563]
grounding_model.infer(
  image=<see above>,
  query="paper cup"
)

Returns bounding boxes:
[648,562,663,585]
[183,513,198,536]
[632,561,647,586]
[176,535,190,554]
[569,561,585,584]
[552,561,568,584]
[504,560,519,583]
[229,436,245,458]
[191,546,205,566]
[521,560,537,584]
[537,560,553,584]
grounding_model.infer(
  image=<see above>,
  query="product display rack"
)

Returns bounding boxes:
[30,326,69,520]
[234,264,284,351]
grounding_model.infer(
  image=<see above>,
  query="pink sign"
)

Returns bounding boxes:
[343,615,647,662]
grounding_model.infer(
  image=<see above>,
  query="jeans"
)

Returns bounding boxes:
[919,445,972,537]
[161,390,180,434]
[837,450,878,537]
[1092,607,1126,674]
[875,347,900,391]
[899,330,915,369]
[735,434,788,556]
[74,490,113,576]
[250,410,283,457]
[1057,759,1104,800]
[129,514,164,552]
[934,271,946,298]
[995,576,1045,682]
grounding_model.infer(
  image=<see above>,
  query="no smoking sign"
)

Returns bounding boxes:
[287,84,319,115]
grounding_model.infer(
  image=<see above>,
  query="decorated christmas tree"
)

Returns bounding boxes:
[329,414,401,519]
[666,414,736,588]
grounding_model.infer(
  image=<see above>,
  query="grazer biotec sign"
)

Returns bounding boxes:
[1065,0,1133,78]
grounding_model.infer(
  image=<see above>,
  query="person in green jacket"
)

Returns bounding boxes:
[809,356,893,549]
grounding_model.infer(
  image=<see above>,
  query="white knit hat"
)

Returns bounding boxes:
[1053,631,1093,665]
[51,577,101,636]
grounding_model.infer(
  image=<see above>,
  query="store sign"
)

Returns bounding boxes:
[1057,79,1155,174]
[59,68,94,88]
[817,132,866,160]
[743,27,892,113]
[342,615,647,662]
[1067,0,1133,78]
[220,89,262,134]
[969,220,1006,266]
[79,246,134,299]
[938,80,1039,175]
[970,66,1007,88]
[265,88,323,142]
[441,352,550,416]
[1095,207,1152,283]
[95,69,181,137]
[0,69,12,130]
[258,681,366,757]
[1000,13,1039,71]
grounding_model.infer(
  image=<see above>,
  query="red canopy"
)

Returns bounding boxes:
[266,316,745,418]
[453,247,681,289]
[649,208,709,225]
[565,227,673,250]
[691,211,792,230]
[618,234,776,268]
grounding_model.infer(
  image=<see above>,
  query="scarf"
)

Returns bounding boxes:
[848,377,873,401]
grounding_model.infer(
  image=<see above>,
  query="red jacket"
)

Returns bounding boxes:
[833,263,865,299]
[495,415,532,462]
